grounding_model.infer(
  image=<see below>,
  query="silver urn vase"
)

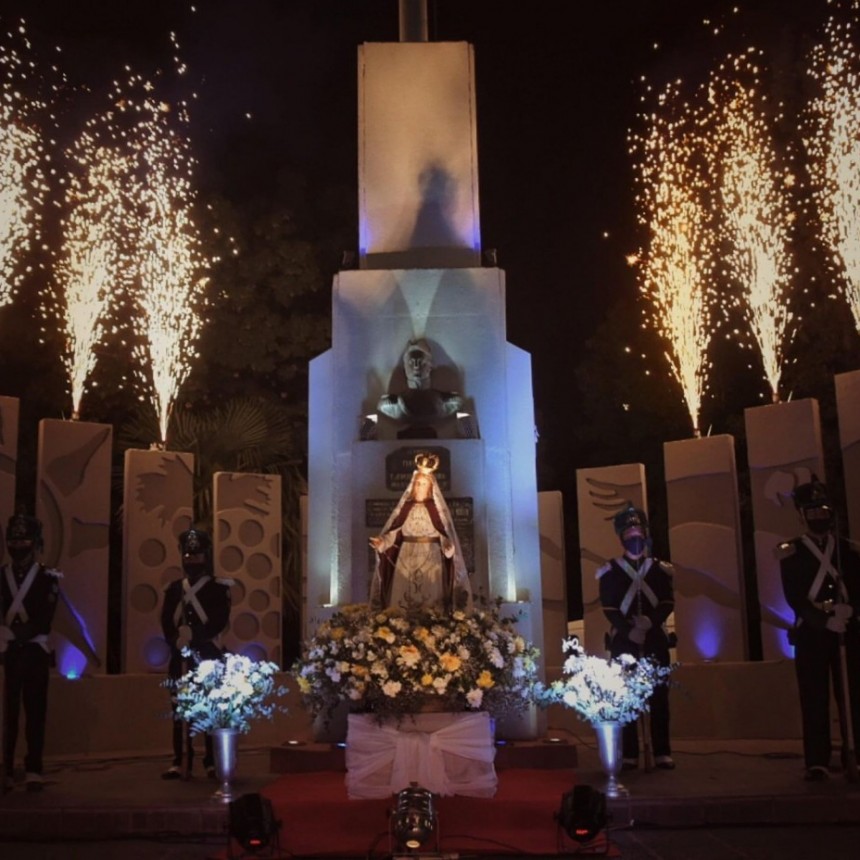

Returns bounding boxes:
[594,721,627,798]
[212,727,240,803]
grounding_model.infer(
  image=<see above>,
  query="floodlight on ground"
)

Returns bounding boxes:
[390,782,438,854]
[228,793,280,858]
[555,784,608,844]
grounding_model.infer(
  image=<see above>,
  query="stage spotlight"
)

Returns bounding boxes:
[390,783,437,854]
[228,793,279,857]
[556,784,608,844]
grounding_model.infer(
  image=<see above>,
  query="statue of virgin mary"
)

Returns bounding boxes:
[369,453,472,614]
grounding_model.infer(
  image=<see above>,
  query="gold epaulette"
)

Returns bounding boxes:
[774,541,796,561]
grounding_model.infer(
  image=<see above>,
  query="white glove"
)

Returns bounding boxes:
[832,603,854,622]
[826,616,847,634]
[629,626,647,645]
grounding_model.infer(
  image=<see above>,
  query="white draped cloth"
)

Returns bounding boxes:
[345,711,497,799]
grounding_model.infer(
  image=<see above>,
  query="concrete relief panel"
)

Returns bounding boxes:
[0,396,19,561]
[576,464,647,655]
[122,449,193,673]
[214,472,282,666]
[37,419,112,677]
[836,369,860,544]
[744,399,824,660]
[664,435,747,662]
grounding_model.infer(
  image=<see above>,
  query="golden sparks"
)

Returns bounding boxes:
[710,50,795,402]
[630,80,717,436]
[803,11,860,333]
[0,20,48,310]
[58,112,133,417]
[119,64,213,445]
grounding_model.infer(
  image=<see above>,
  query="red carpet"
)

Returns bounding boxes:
[244,767,617,857]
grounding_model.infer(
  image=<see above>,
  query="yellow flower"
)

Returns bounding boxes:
[477,670,495,689]
[421,673,434,687]
[399,644,421,667]
[375,626,396,644]
[330,627,346,641]
[352,664,369,677]
[297,676,311,694]
[439,652,461,673]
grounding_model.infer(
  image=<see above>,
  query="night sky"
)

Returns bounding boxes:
[1,0,839,481]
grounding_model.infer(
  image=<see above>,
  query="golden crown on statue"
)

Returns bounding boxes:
[414,452,440,474]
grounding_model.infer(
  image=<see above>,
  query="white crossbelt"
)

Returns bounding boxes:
[1,563,48,653]
[802,534,848,604]
[616,557,658,617]
[174,575,212,627]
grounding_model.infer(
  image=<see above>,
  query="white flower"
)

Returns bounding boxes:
[168,653,287,735]
[549,637,672,726]
[432,676,449,694]
[487,647,505,669]
[466,688,483,708]
[382,680,402,698]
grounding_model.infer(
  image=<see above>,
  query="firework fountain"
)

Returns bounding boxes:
[58,112,133,419]
[711,50,796,403]
[804,11,860,333]
[118,54,212,447]
[630,79,717,437]
[0,20,49,311]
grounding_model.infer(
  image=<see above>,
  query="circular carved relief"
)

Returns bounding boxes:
[130,583,159,613]
[238,519,265,548]
[232,612,260,641]
[219,546,244,573]
[138,539,166,567]
[248,589,270,612]
[246,553,273,580]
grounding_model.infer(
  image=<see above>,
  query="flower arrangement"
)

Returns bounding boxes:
[291,601,542,724]
[167,650,288,735]
[543,637,673,726]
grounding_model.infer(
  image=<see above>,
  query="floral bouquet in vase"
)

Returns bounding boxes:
[543,636,673,726]
[168,650,288,735]
[543,636,674,798]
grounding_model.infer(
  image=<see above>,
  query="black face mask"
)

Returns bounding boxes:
[8,545,34,563]
[623,535,648,556]
[805,516,833,536]
[182,561,207,578]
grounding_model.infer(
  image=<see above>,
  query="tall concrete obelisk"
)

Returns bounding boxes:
[306,1,544,736]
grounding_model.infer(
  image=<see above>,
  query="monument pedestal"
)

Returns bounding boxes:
[345,711,497,799]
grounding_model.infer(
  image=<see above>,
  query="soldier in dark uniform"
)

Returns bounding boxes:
[1,512,61,792]
[598,502,675,770]
[160,527,231,780]
[778,477,860,781]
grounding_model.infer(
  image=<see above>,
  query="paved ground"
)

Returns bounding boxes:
[1,733,859,858]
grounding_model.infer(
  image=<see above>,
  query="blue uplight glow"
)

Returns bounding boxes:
[693,624,722,661]
[58,644,86,680]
